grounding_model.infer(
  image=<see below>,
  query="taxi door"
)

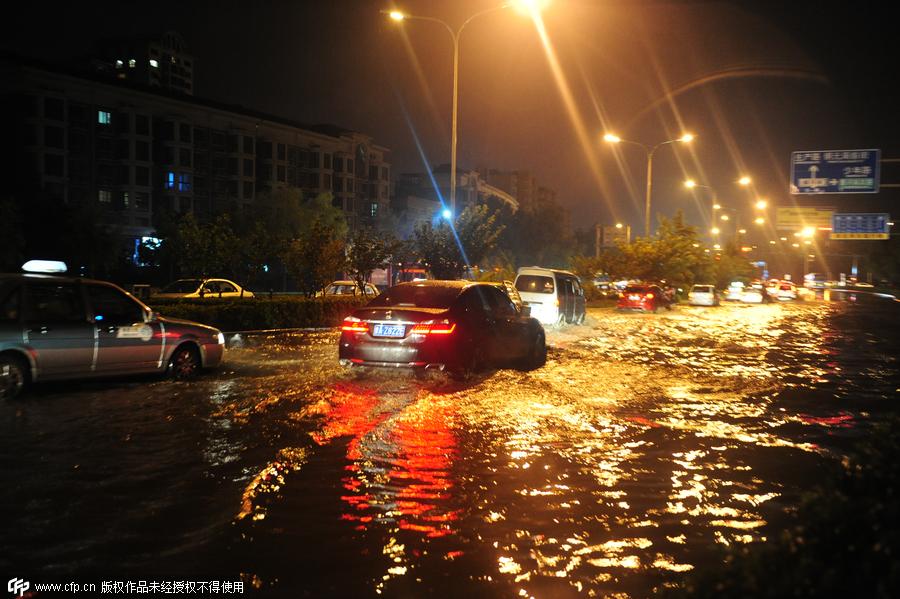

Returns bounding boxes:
[85,283,163,373]
[22,280,95,379]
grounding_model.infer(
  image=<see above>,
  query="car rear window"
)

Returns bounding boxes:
[516,275,554,294]
[779,284,794,290]
[693,286,713,293]
[162,279,202,293]
[367,285,462,308]
[624,286,650,294]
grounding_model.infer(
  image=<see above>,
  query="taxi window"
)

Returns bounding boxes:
[0,285,21,322]
[218,282,236,293]
[86,284,146,324]
[25,282,85,323]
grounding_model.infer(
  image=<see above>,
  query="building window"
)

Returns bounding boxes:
[347,160,354,175]
[179,124,191,143]
[178,173,191,192]
[334,157,343,173]
[135,192,150,210]
[243,181,254,198]
[277,143,286,161]
[135,114,149,135]
[166,172,176,190]
[346,179,354,193]
[277,165,286,182]
[135,166,149,186]
[44,126,64,149]
[98,110,111,125]
[243,136,254,154]
[243,159,253,177]
[324,153,332,169]
[370,203,378,218]
[98,189,112,204]
[122,192,130,208]
[135,141,149,161]
[44,154,64,177]
[179,148,191,167]
[149,59,159,68]
[115,60,124,68]
[128,59,136,68]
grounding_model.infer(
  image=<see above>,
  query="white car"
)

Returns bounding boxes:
[153,278,254,299]
[318,280,379,297]
[688,284,719,306]
[724,281,745,301]
[741,284,769,304]
[776,282,798,301]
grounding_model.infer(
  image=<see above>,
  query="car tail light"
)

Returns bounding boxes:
[341,316,369,333]
[645,292,654,299]
[411,319,456,335]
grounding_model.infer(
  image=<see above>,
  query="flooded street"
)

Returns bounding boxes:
[3,300,899,597]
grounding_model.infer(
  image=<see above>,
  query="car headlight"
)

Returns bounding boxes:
[217,332,226,345]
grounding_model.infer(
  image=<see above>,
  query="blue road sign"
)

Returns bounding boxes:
[790,149,880,194]
[831,213,890,240]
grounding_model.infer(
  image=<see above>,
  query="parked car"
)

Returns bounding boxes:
[765,279,781,298]
[318,280,379,298]
[617,284,671,313]
[0,262,225,400]
[514,266,586,326]
[153,278,254,299]
[338,280,546,376]
[688,284,720,306]
[776,282,799,301]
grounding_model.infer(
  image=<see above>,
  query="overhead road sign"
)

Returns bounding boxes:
[790,149,880,194]
[831,213,890,240]
[776,207,833,230]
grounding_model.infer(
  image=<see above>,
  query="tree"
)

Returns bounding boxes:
[345,227,399,295]
[414,204,504,279]
[170,212,238,277]
[282,220,346,296]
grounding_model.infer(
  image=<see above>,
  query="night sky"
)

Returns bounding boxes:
[3,0,897,235]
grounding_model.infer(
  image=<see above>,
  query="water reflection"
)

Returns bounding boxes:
[311,380,460,589]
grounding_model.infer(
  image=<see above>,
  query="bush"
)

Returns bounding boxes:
[147,296,367,331]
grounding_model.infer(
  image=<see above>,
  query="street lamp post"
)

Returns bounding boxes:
[603,133,694,237]
[385,4,521,216]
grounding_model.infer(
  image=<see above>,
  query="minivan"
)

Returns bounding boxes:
[514,267,586,326]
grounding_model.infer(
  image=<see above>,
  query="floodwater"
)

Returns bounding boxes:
[2,300,898,597]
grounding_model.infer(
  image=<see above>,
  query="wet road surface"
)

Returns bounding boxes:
[2,300,899,597]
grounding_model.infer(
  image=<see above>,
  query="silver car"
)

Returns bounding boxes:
[0,273,225,399]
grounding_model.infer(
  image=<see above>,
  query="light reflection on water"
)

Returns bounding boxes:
[229,303,896,596]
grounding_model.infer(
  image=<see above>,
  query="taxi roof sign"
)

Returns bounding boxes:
[22,260,68,274]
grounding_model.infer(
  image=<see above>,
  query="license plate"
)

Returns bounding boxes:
[372,323,406,338]
[628,295,640,301]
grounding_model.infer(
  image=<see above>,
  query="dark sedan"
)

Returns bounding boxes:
[338,281,546,375]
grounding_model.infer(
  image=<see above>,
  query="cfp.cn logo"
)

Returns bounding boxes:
[7,579,29,598]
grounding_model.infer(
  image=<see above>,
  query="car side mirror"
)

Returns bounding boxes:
[521,305,532,318]
[147,310,159,322]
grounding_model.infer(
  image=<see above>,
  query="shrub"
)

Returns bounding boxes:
[147,296,366,331]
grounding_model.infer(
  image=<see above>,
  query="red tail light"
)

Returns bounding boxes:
[341,317,369,333]
[411,320,457,335]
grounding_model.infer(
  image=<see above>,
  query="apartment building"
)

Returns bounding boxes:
[0,57,391,251]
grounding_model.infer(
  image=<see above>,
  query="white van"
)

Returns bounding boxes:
[514,267,586,326]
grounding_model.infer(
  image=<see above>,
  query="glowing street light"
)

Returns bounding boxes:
[711,226,721,235]
[720,214,730,221]
[738,176,752,186]
[604,132,694,236]
[615,222,624,229]
[755,217,765,225]
[384,3,544,215]
[755,199,768,210]
[800,226,815,238]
